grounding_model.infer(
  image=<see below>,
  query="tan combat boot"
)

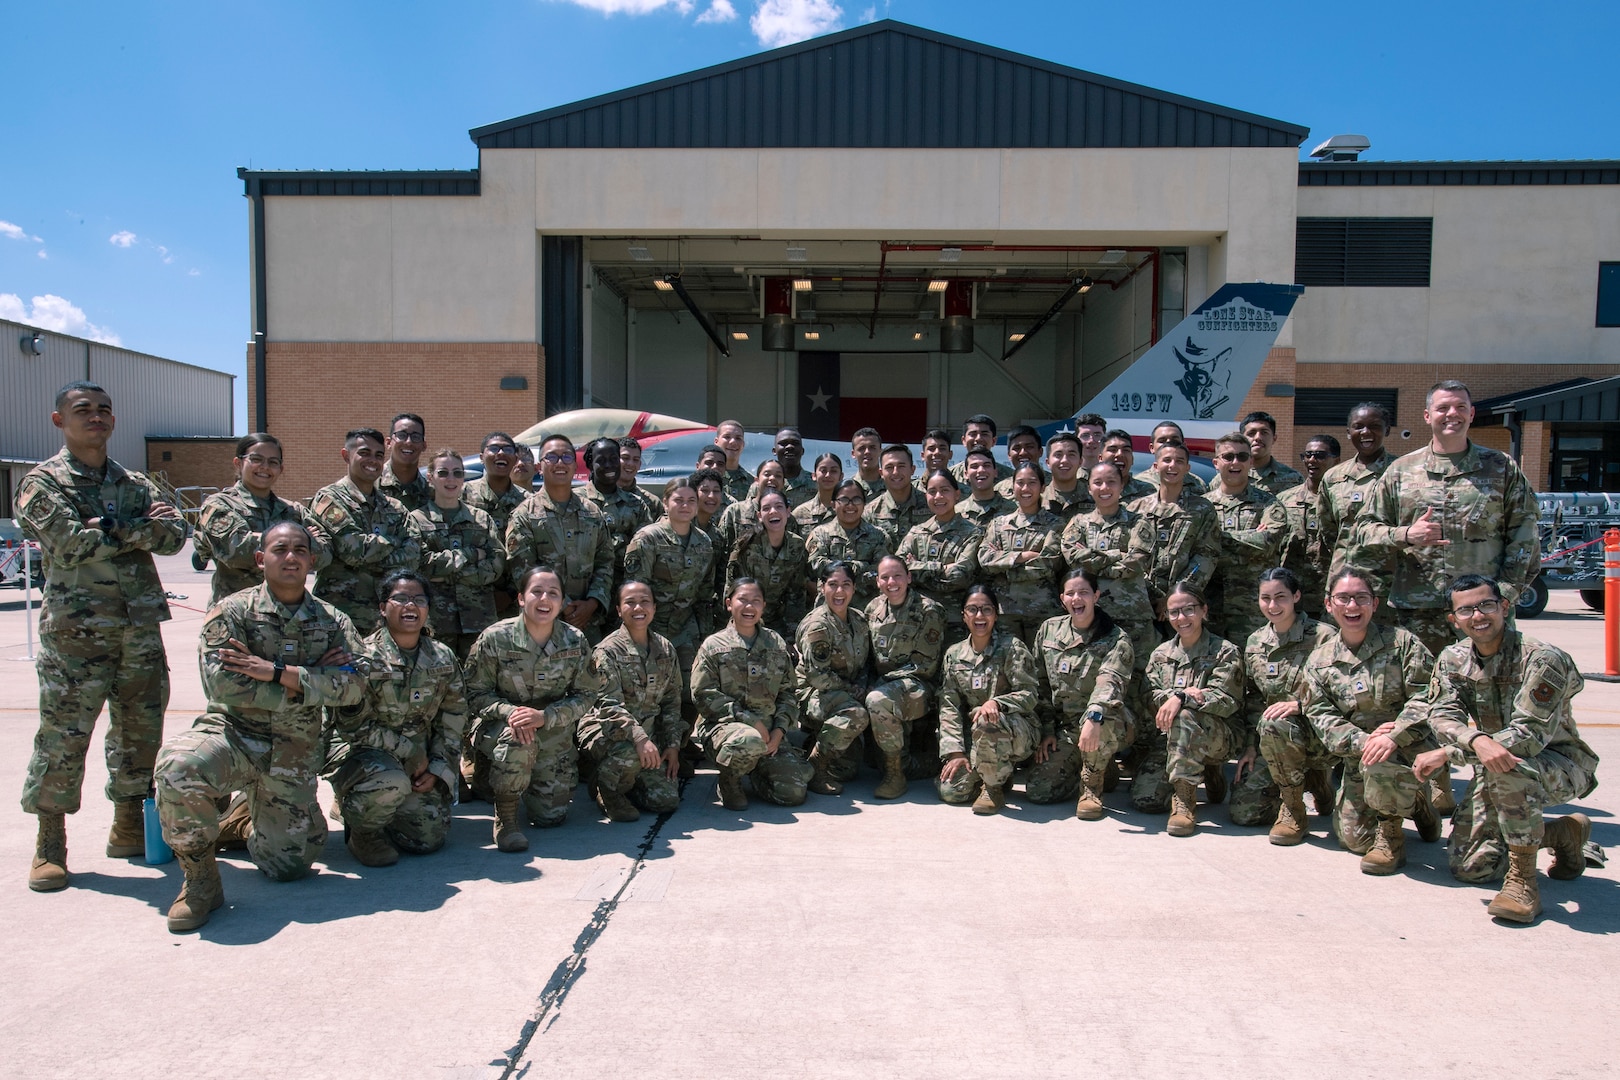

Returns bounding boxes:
[1167,779,1198,837]
[971,780,1005,816]
[1410,789,1442,843]
[806,745,844,796]
[1075,764,1106,821]
[28,811,68,892]
[873,751,907,800]
[1202,763,1227,805]
[493,794,529,853]
[716,766,749,811]
[1487,845,1543,924]
[1360,817,1407,875]
[593,781,641,823]
[216,794,253,851]
[346,827,400,867]
[167,849,224,933]
[106,798,145,859]
[1303,767,1335,816]
[1269,785,1308,846]
[1429,773,1456,814]
[1544,813,1591,880]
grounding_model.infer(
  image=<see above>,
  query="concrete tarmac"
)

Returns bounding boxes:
[1,550,1618,1079]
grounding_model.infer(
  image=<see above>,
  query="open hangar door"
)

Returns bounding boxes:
[586,238,1185,436]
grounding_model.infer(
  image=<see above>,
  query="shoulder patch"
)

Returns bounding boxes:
[201,612,231,648]
[1531,681,1555,706]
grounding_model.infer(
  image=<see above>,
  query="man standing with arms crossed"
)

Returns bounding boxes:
[18,382,187,892]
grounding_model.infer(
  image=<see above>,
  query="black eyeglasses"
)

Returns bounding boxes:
[540,453,572,464]
[1452,599,1502,618]
[433,468,465,478]
[391,431,426,443]
[485,445,518,456]
[387,593,428,607]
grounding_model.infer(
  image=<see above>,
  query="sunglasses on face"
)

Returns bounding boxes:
[434,468,465,478]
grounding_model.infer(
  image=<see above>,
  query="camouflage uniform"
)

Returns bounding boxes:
[977,509,1064,645]
[1317,450,1396,593]
[723,465,754,504]
[1061,507,1159,669]
[1428,633,1600,882]
[1201,485,1288,644]
[796,605,880,756]
[155,585,364,879]
[1038,483,1092,521]
[1276,483,1330,618]
[1138,469,1205,496]
[18,451,188,815]
[1129,489,1220,616]
[865,590,947,779]
[1242,617,1338,826]
[690,625,814,805]
[716,498,766,558]
[1146,630,1244,792]
[791,498,837,534]
[1250,457,1303,496]
[935,633,1041,804]
[896,517,982,640]
[309,476,422,634]
[951,460,1014,489]
[778,471,819,510]
[619,483,664,523]
[856,475,887,502]
[1026,613,1135,803]
[805,519,892,607]
[956,492,1016,530]
[379,463,432,514]
[1356,443,1540,656]
[464,617,602,827]
[410,500,506,657]
[324,626,467,854]
[1121,475,1158,503]
[577,628,685,813]
[577,481,653,581]
[193,481,332,606]
[727,528,811,638]
[622,521,715,678]
[504,489,615,641]
[464,477,529,536]
[864,488,933,552]
[1303,624,1436,853]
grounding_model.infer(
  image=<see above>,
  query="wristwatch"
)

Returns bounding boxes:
[272,659,287,683]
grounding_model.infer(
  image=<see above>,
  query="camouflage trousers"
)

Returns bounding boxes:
[327,747,452,855]
[23,623,169,814]
[867,676,936,778]
[1206,604,1266,654]
[1449,748,1595,883]
[805,688,902,756]
[1129,730,1174,813]
[936,711,1038,804]
[577,718,680,814]
[1389,606,1460,661]
[478,720,578,828]
[155,715,326,882]
[1227,754,1279,827]
[1025,715,1128,804]
[1166,709,1238,786]
[1258,712,1336,788]
[703,722,814,805]
[1331,752,1423,854]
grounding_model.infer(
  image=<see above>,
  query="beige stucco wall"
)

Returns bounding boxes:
[1294,183,1620,366]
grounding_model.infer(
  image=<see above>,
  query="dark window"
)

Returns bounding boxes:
[1600,263,1620,327]
[1296,218,1433,287]
[1294,388,1399,428]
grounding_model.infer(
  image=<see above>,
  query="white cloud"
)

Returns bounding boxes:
[0,293,122,346]
[750,0,842,47]
[1,219,43,243]
[109,230,138,247]
[696,0,736,22]
[555,0,694,14]
[858,4,875,20]
[37,249,47,260]
[188,268,201,277]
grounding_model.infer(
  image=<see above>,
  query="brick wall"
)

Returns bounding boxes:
[1236,347,1297,457]
[248,342,545,499]
[146,439,239,501]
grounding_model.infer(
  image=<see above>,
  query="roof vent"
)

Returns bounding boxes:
[1309,134,1371,162]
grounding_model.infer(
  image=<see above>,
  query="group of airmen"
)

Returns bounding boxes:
[16,377,1600,935]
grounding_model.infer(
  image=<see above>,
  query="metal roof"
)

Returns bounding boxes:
[237,168,479,196]
[1483,377,1620,423]
[470,20,1308,151]
[1300,161,1620,187]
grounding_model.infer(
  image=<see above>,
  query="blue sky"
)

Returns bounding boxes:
[3,1,1616,432]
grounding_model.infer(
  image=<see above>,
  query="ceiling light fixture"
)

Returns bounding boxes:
[912,332,924,341]
[653,278,674,291]
[792,278,813,292]
[803,331,821,340]
[731,331,749,341]
[927,279,949,293]
[1008,333,1025,342]
[628,244,652,262]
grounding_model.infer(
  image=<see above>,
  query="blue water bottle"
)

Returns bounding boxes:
[144,794,173,865]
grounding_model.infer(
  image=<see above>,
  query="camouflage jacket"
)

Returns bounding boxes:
[16,449,187,632]
[379,463,432,514]
[791,498,837,534]
[463,476,530,536]
[622,521,715,645]
[1275,483,1329,611]
[1356,442,1541,609]
[1242,616,1336,749]
[463,617,601,742]
[197,584,366,741]
[937,632,1041,757]
[690,624,799,740]
[795,603,871,699]
[1427,632,1599,788]
[577,482,654,567]
[778,470,819,510]
[504,489,615,614]
[1138,469,1206,495]
[1249,457,1304,495]
[1129,488,1221,604]
[806,519,892,605]
[1303,623,1435,757]
[1145,629,1245,737]
[1034,612,1134,738]
[588,627,687,752]
[620,483,664,523]
[1121,475,1158,502]
[895,516,982,624]
[326,626,468,795]
[194,481,332,606]
[410,500,506,638]
[864,487,933,551]
[856,475,888,502]
[1317,450,1395,587]
[956,492,1017,529]
[1040,482,1093,521]
[977,509,1065,620]
[1061,506,1155,627]
[726,528,810,637]
[865,590,947,683]
[723,465,754,504]
[308,476,422,633]
[1202,483,1288,611]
